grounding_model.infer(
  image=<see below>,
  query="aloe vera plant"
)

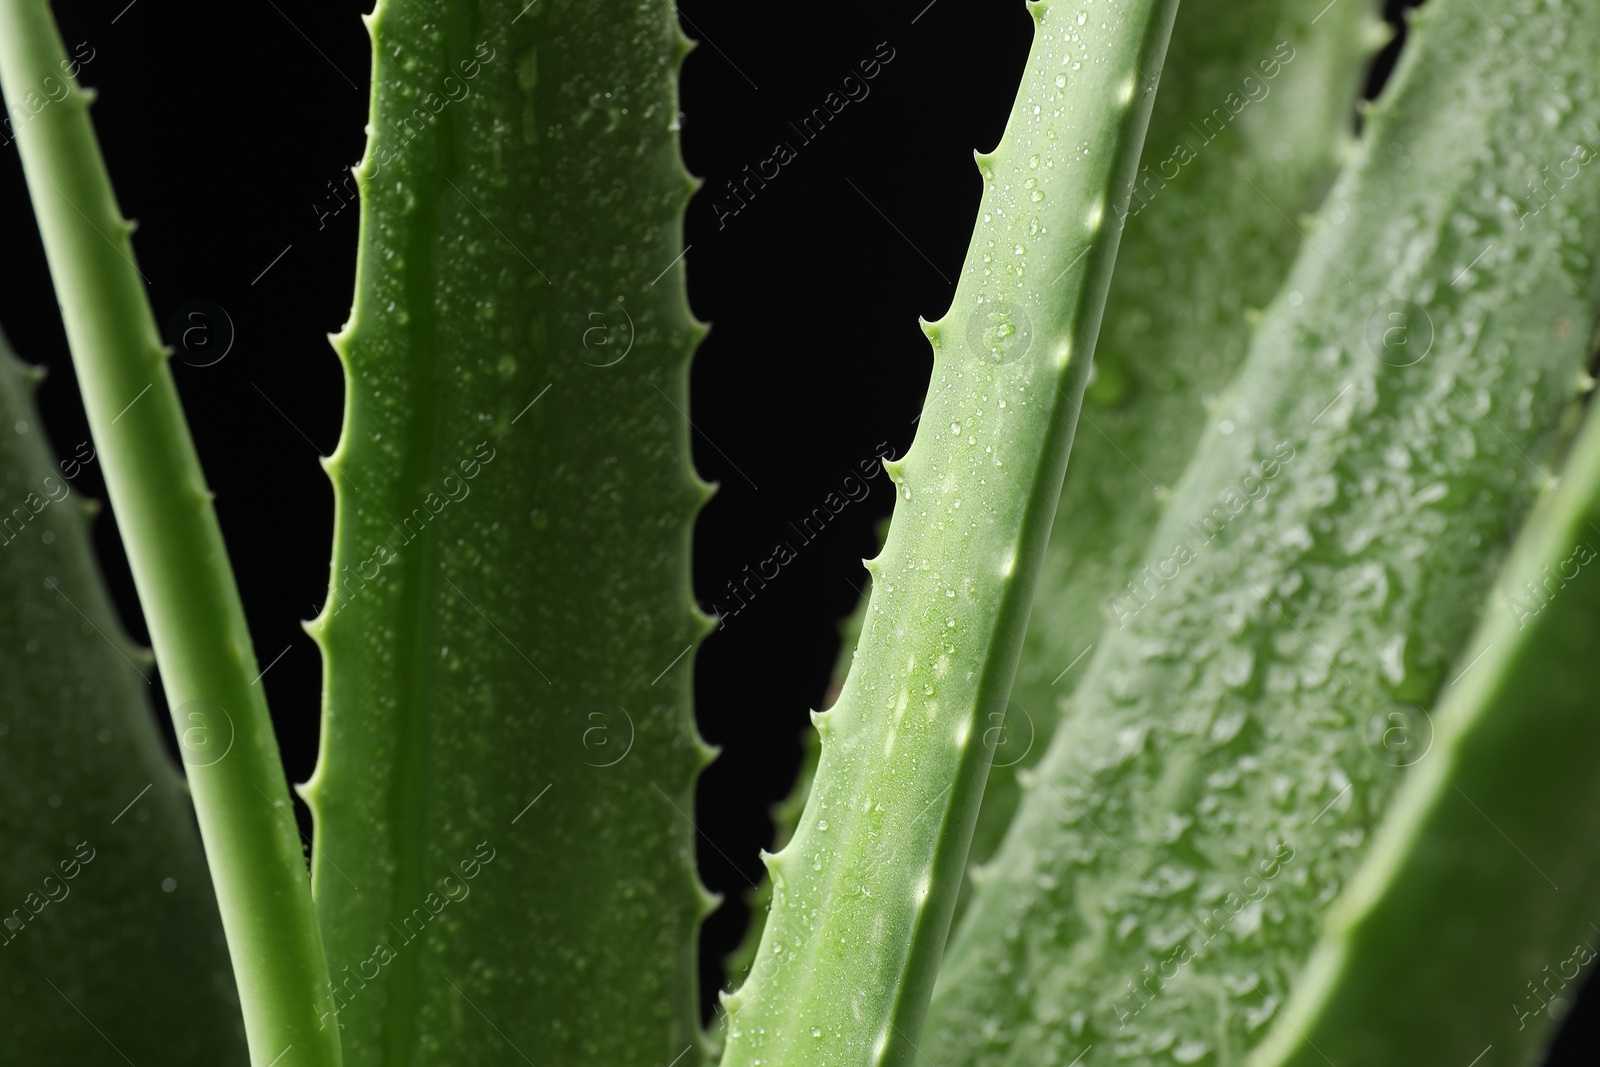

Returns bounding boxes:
[4,0,1600,1065]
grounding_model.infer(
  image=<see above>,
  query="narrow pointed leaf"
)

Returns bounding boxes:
[306,2,714,1064]
[718,2,1181,1065]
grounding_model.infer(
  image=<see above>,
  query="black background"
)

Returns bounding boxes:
[0,0,1595,1057]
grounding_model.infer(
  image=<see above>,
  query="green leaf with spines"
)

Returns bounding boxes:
[924,0,1600,1062]
[718,2,1181,1065]
[969,0,1380,897]
[306,1,713,1064]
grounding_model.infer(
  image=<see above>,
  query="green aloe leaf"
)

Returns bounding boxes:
[0,332,245,1064]
[0,4,341,1063]
[925,0,1600,1062]
[305,1,714,1064]
[718,2,1181,1065]
[971,0,1379,885]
